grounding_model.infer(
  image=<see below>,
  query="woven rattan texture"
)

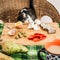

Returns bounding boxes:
[0,0,60,22]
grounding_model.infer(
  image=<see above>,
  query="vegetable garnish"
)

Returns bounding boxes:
[28,33,46,42]
[15,32,27,39]
[2,41,28,54]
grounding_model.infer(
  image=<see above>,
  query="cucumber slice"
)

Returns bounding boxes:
[14,58,22,60]
[0,29,3,34]
[15,36,19,39]
[18,33,22,38]
[0,24,4,29]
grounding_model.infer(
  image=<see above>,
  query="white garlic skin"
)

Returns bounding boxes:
[8,29,16,36]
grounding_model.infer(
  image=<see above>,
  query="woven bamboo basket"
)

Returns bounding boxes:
[0,0,60,22]
[33,0,46,18]
[0,0,29,22]
[33,0,60,22]
[43,1,60,22]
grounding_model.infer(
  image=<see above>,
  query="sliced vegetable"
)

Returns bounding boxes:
[15,32,27,39]
[2,41,28,54]
[0,29,2,34]
[15,36,19,39]
[15,21,23,29]
[34,33,43,35]
[33,38,40,42]
[28,35,34,40]
[18,33,22,38]
[28,33,46,42]
[23,33,27,37]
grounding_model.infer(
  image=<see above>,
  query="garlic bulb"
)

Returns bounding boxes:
[8,29,16,36]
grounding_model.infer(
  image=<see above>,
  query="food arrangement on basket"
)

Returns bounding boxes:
[0,0,60,60]
[1,20,57,43]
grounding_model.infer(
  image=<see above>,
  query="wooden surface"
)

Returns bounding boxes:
[1,23,60,45]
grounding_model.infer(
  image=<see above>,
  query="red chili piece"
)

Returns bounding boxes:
[28,33,46,42]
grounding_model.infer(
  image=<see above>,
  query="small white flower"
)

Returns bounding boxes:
[34,19,41,25]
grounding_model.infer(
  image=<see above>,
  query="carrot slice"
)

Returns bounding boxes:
[28,35,35,40]
[33,38,40,42]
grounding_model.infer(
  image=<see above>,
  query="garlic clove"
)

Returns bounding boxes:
[8,29,16,36]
